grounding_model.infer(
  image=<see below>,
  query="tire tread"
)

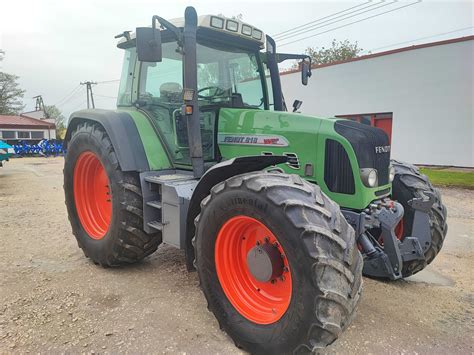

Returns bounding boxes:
[65,122,161,267]
[391,160,448,277]
[195,172,363,353]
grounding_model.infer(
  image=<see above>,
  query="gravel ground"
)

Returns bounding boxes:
[0,157,473,354]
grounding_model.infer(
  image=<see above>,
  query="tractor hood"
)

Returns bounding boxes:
[217,108,392,210]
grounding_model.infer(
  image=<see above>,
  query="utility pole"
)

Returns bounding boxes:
[80,81,97,109]
[33,95,46,111]
[32,95,49,118]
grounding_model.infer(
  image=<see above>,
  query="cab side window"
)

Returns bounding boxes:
[117,49,136,106]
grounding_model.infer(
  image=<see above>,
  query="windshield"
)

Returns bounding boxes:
[139,41,266,109]
[196,42,266,108]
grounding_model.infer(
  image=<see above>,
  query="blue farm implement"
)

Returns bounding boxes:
[13,139,65,157]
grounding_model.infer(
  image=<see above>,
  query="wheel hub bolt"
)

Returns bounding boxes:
[247,243,284,283]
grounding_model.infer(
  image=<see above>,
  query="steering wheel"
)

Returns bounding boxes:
[197,86,227,99]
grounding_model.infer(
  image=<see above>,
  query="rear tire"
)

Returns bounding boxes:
[64,121,161,266]
[391,160,448,277]
[194,172,363,354]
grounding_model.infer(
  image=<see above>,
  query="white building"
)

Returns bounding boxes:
[281,36,473,167]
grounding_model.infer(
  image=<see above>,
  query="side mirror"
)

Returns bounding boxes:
[136,17,162,62]
[301,61,312,86]
[292,100,303,113]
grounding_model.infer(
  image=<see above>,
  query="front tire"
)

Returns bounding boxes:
[64,122,161,266]
[195,172,363,354]
[391,160,448,277]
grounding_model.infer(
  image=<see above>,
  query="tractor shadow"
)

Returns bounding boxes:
[96,244,196,283]
[364,265,455,288]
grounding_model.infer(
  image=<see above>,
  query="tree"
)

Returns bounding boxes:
[0,72,25,115]
[44,105,67,139]
[0,50,26,115]
[303,39,364,66]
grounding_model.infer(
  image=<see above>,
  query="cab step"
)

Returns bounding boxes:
[146,200,162,209]
[140,170,198,248]
[147,221,163,231]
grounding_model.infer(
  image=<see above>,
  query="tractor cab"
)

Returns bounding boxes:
[116,12,311,174]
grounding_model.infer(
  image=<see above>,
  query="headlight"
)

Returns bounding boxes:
[226,20,239,32]
[368,170,378,187]
[241,24,252,36]
[210,16,224,29]
[389,165,396,182]
[360,168,378,187]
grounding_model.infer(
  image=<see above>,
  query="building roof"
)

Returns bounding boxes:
[21,110,46,119]
[280,35,474,75]
[0,114,56,129]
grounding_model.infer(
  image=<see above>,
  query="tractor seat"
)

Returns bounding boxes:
[160,82,182,103]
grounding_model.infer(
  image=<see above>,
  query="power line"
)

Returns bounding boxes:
[54,81,117,108]
[279,1,421,47]
[96,79,120,84]
[54,85,81,106]
[275,1,396,42]
[273,1,372,38]
[274,1,393,41]
[94,94,118,99]
[366,26,474,53]
[56,87,86,108]
[69,100,88,112]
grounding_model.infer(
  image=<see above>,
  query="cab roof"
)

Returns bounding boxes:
[117,14,265,49]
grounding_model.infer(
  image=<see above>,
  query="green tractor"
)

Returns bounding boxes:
[63,7,447,353]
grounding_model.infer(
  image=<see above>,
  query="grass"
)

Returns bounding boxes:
[419,167,474,189]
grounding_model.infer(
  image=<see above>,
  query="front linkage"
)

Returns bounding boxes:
[343,192,435,280]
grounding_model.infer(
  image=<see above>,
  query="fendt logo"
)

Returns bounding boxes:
[218,134,289,147]
[375,145,391,154]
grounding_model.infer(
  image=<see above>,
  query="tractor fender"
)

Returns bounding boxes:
[64,109,150,172]
[185,155,288,270]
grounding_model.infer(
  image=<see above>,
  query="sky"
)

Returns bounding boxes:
[0,0,472,118]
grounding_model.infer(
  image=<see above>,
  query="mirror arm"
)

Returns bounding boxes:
[153,15,183,44]
[276,53,310,63]
[276,53,312,78]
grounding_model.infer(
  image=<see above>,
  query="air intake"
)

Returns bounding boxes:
[284,153,300,169]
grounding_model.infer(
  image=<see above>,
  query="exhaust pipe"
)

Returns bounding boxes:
[183,6,204,178]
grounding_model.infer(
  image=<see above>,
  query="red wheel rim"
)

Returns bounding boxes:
[73,151,112,240]
[215,216,292,325]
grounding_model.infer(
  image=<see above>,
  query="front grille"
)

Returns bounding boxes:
[335,120,390,185]
[324,139,355,194]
